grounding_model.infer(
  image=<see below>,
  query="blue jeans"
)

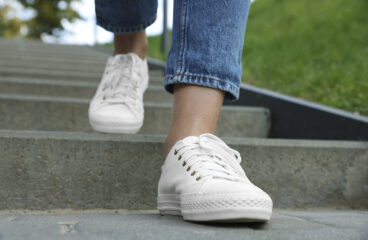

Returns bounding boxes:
[95,0,251,101]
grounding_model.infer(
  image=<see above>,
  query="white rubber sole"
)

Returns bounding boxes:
[89,118,143,134]
[158,194,272,222]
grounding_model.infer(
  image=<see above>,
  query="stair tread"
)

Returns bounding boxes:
[1,38,367,211]
[0,94,270,137]
[0,209,366,240]
[0,129,366,210]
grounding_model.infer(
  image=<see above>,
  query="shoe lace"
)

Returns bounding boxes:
[176,133,246,182]
[100,55,141,113]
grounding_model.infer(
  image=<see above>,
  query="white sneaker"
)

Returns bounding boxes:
[88,53,149,134]
[157,133,273,222]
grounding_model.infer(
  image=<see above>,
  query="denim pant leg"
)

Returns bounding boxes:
[95,0,158,33]
[164,0,251,101]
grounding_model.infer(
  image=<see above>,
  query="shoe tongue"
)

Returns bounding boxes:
[115,53,143,64]
[181,133,222,145]
[181,135,199,144]
[199,133,224,144]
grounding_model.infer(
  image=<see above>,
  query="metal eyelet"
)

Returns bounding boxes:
[182,161,186,166]
[186,166,191,172]
[178,155,182,161]
[174,149,178,155]
[191,171,196,176]
[196,176,201,181]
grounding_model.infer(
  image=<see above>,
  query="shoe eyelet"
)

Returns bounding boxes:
[186,166,191,172]
[174,149,178,155]
[178,155,182,161]
[196,176,201,181]
[182,161,186,166]
[191,171,196,176]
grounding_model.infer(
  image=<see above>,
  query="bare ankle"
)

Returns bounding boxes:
[113,31,148,60]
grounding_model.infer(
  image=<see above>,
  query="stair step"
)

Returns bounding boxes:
[0,47,109,61]
[0,209,365,239]
[0,78,172,102]
[0,46,107,57]
[0,38,105,52]
[0,94,270,137]
[2,54,110,66]
[0,130,366,210]
[0,58,107,74]
[0,68,165,83]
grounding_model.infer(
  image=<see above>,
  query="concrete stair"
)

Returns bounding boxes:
[0,94,269,137]
[0,67,165,84]
[0,210,366,240]
[0,130,366,210]
[0,78,172,101]
[0,38,366,239]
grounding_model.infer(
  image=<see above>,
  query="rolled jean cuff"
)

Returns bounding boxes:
[164,73,240,102]
[96,14,157,34]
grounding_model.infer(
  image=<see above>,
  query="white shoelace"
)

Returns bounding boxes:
[176,133,247,182]
[100,55,141,113]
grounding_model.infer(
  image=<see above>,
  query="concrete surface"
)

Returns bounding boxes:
[0,209,366,240]
[0,130,367,210]
[1,38,367,218]
[0,38,108,52]
[2,54,110,66]
[0,67,165,82]
[0,77,170,101]
[0,47,109,60]
[0,58,107,73]
[0,94,270,137]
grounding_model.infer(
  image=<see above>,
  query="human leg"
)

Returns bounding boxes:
[95,0,156,59]
[164,0,253,151]
[164,84,224,156]
[89,0,157,134]
[114,31,148,60]
[158,0,273,222]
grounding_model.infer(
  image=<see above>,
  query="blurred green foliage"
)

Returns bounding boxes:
[147,32,171,62]
[243,0,368,116]
[0,0,81,38]
[0,5,22,38]
[147,0,368,116]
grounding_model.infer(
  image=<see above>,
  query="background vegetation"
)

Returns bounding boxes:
[148,0,368,116]
[0,0,81,38]
[1,0,366,115]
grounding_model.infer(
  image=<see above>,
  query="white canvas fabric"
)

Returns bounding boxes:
[157,133,273,222]
[89,53,149,134]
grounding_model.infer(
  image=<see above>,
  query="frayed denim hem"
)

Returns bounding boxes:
[96,14,157,34]
[164,73,240,102]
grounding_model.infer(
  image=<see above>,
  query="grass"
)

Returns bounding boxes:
[147,33,171,62]
[144,0,368,116]
[243,0,368,116]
